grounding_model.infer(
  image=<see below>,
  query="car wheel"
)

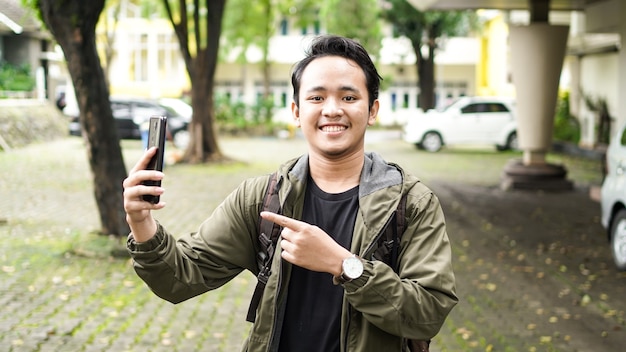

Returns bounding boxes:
[507,132,518,150]
[172,129,190,150]
[610,209,626,271]
[421,132,443,152]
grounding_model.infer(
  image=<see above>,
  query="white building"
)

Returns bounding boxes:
[98,2,480,127]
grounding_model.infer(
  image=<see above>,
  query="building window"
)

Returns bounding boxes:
[157,33,180,82]
[131,33,149,82]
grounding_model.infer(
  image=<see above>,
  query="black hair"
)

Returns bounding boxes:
[291,35,382,109]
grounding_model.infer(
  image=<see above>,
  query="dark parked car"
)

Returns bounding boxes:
[68,96,191,149]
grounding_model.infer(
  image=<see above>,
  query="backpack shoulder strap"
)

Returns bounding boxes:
[388,194,432,352]
[246,172,282,323]
[373,193,407,271]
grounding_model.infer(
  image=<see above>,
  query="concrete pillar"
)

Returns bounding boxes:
[501,0,573,191]
[618,4,626,132]
[509,23,569,165]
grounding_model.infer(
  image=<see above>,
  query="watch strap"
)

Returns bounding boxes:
[332,272,352,285]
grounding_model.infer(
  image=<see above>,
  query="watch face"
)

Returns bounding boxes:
[343,256,364,279]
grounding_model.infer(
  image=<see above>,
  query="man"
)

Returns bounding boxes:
[123,35,457,352]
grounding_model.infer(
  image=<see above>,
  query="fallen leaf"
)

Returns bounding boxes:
[604,310,617,317]
[581,294,591,306]
[536,272,545,279]
[549,316,558,323]
[600,293,608,301]
[540,336,552,343]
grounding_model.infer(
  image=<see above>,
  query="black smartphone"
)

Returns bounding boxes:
[142,116,167,204]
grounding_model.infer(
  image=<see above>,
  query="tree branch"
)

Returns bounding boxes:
[194,0,200,50]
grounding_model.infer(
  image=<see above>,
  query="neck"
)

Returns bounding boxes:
[308,151,364,193]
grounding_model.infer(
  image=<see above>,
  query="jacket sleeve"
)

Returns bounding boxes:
[343,189,458,340]
[127,177,266,304]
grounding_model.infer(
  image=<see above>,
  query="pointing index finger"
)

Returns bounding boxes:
[260,211,304,231]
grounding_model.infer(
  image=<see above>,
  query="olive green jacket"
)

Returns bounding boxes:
[127,152,457,352]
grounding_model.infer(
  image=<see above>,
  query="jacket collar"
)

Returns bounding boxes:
[283,152,403,196]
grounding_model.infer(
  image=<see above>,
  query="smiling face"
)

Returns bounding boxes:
[292,56,379,160]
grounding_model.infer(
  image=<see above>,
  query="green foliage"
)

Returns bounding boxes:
[214,94,284,136]
[221,0,318,63]
[20,0,44,23]
[553,90,580,143]
[381,0,481,110]
[251,96,275,125]
[320,0,383,57]
[582,91,612,145]
[0,62,35,92]
[383,0,480,45]
[214,94,248,127]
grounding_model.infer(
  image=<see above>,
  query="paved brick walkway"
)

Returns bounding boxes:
[1,135,624,351]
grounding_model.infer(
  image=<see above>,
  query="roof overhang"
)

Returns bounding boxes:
[0,11,23,34]
[407,0,608,11]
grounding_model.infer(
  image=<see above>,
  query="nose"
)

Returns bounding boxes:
[322,98,344,117]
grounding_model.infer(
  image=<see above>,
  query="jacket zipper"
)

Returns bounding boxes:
[362,211,395,260]
[267,176,287,351]
[342,212,395,351]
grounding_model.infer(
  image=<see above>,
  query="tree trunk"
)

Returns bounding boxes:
[178,0,225,163]
[185,51,222,163]
[38,0,130,237]
[415,43,436,111]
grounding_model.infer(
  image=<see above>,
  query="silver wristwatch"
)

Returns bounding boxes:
[333,255,364,285]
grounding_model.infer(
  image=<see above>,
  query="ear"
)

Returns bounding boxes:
[291,101,301,127]
[367,100,380,126]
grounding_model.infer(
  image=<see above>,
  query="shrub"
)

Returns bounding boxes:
[0,61,35,92]
[214,94,287,136]
[553,90,580,143]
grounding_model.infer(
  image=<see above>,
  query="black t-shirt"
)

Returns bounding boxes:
[278,178,359,352]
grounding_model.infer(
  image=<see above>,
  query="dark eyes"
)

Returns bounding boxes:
[308,96,356,102]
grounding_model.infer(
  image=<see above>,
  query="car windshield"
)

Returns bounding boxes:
[438,97,464,112]
[159,104,179,117]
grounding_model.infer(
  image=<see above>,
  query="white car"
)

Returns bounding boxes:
[402,96,518,152]
[600,122,626,270]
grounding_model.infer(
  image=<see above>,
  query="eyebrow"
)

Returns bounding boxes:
[305,85,361,94]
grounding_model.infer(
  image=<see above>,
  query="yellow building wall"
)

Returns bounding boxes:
[476,13,516,98]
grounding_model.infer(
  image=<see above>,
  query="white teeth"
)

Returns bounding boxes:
[321,126,346,132]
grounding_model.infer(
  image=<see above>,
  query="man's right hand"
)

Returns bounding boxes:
[122,147,165,242]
